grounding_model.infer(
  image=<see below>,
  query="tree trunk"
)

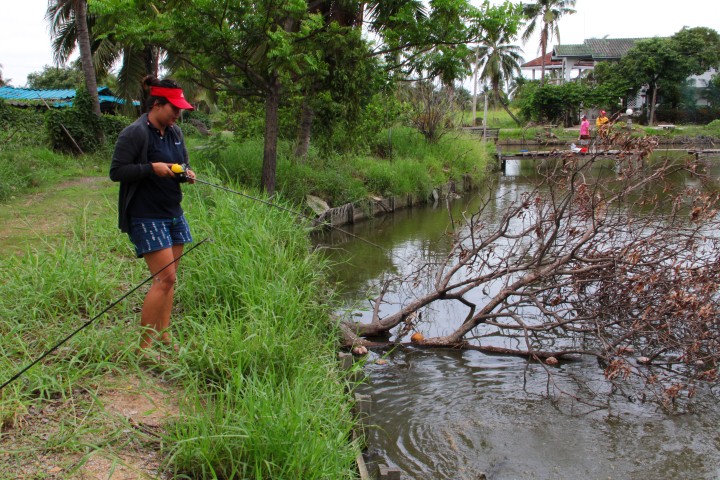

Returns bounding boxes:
[261,76,281,195]
[540,26,548,87]
[75,0,101,117]
[294,99,314,160]
[143,45,158,78]
[648,83,658,126]
[495,89,521,126]
[446,82,455,116]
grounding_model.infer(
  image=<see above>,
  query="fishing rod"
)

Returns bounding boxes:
[1,164,394,392]
[0,237,211,393]
[171,164,394,256]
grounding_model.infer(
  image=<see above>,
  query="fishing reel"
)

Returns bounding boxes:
[171,163,190,183]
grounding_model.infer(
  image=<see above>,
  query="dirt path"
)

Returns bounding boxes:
[1,374,183,479]
[0,176,114,255]
[0,177,185,478]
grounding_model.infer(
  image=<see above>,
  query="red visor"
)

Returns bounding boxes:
[150,86,194,110]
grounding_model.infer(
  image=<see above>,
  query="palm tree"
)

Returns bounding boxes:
[0,64,6,86]
[521,0,576,87]
[46,0,163,115]
[474,24,524,126]
[46,0,101,116]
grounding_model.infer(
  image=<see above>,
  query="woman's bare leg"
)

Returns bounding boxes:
[139,247,178,349]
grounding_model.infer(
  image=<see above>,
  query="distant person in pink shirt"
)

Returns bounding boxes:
[579,115,590,140]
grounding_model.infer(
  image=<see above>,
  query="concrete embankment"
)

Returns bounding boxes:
[309,175,475,228]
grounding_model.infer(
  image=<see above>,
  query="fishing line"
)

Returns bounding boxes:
[0,237,211,393]
[1,166,401,392]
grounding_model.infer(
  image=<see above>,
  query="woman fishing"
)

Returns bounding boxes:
[109,76,196,354]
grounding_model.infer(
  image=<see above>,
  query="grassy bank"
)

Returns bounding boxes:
[199,126,493,208]
[0,119,492,477]
[467,107,720,143]
[0,148,359,478]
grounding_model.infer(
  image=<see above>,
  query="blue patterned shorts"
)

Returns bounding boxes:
[129,216,193,257]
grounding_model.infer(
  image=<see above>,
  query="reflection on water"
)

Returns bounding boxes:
[312,155,720,479]
[360,348,720,480]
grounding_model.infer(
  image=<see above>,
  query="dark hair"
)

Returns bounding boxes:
[143,75,181,111]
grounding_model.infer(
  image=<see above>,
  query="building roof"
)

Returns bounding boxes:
[521,53,563,69]
[585,38,646,59]
[554,43,593,57]
[0,86,136,107]
[552,37,653,61]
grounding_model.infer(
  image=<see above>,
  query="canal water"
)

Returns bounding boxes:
[313,154,720,479]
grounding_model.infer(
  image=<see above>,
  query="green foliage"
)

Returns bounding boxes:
[617,29,720,124]
[182,109,211,131]
[175,121,200,139]
[198,126,490,207]
[515,79,625,125]
[671,27,720,76]
[26,64,84,90]
[45,88,128,153]
[0,100,47,148]
[516,82,582,125]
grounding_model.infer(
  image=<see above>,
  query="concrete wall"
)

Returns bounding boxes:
[312,175,474,228]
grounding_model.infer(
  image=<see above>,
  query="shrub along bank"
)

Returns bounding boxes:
[198,126,493,208]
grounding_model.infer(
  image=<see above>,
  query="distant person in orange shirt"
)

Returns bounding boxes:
[596,110,609,128]
[596,110,610,141]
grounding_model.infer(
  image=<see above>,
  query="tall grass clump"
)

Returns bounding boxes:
[384,126,490,184]
[155,173,359,478]
[198,125,491,210]
[0,207,138,410]
[0,147,109,201]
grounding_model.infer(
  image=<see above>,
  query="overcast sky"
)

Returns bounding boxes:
[1,0,719,87]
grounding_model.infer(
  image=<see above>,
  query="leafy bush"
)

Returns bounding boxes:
[0,100,47,148]
[655,107,720,125]
[45,88,128,153]
[182,109,211,131]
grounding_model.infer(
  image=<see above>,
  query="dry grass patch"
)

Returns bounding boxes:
[0,374,183,480]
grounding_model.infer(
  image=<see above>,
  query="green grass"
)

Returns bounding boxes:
[200,126,492,208]
[0,146,109,202]
[0,152,360,478]
[640,122,720,139]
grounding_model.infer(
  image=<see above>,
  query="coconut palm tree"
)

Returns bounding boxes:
[521,0,576,87]
[46,0,164,114]
[474,24,524,125]
[46,0,101,116]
